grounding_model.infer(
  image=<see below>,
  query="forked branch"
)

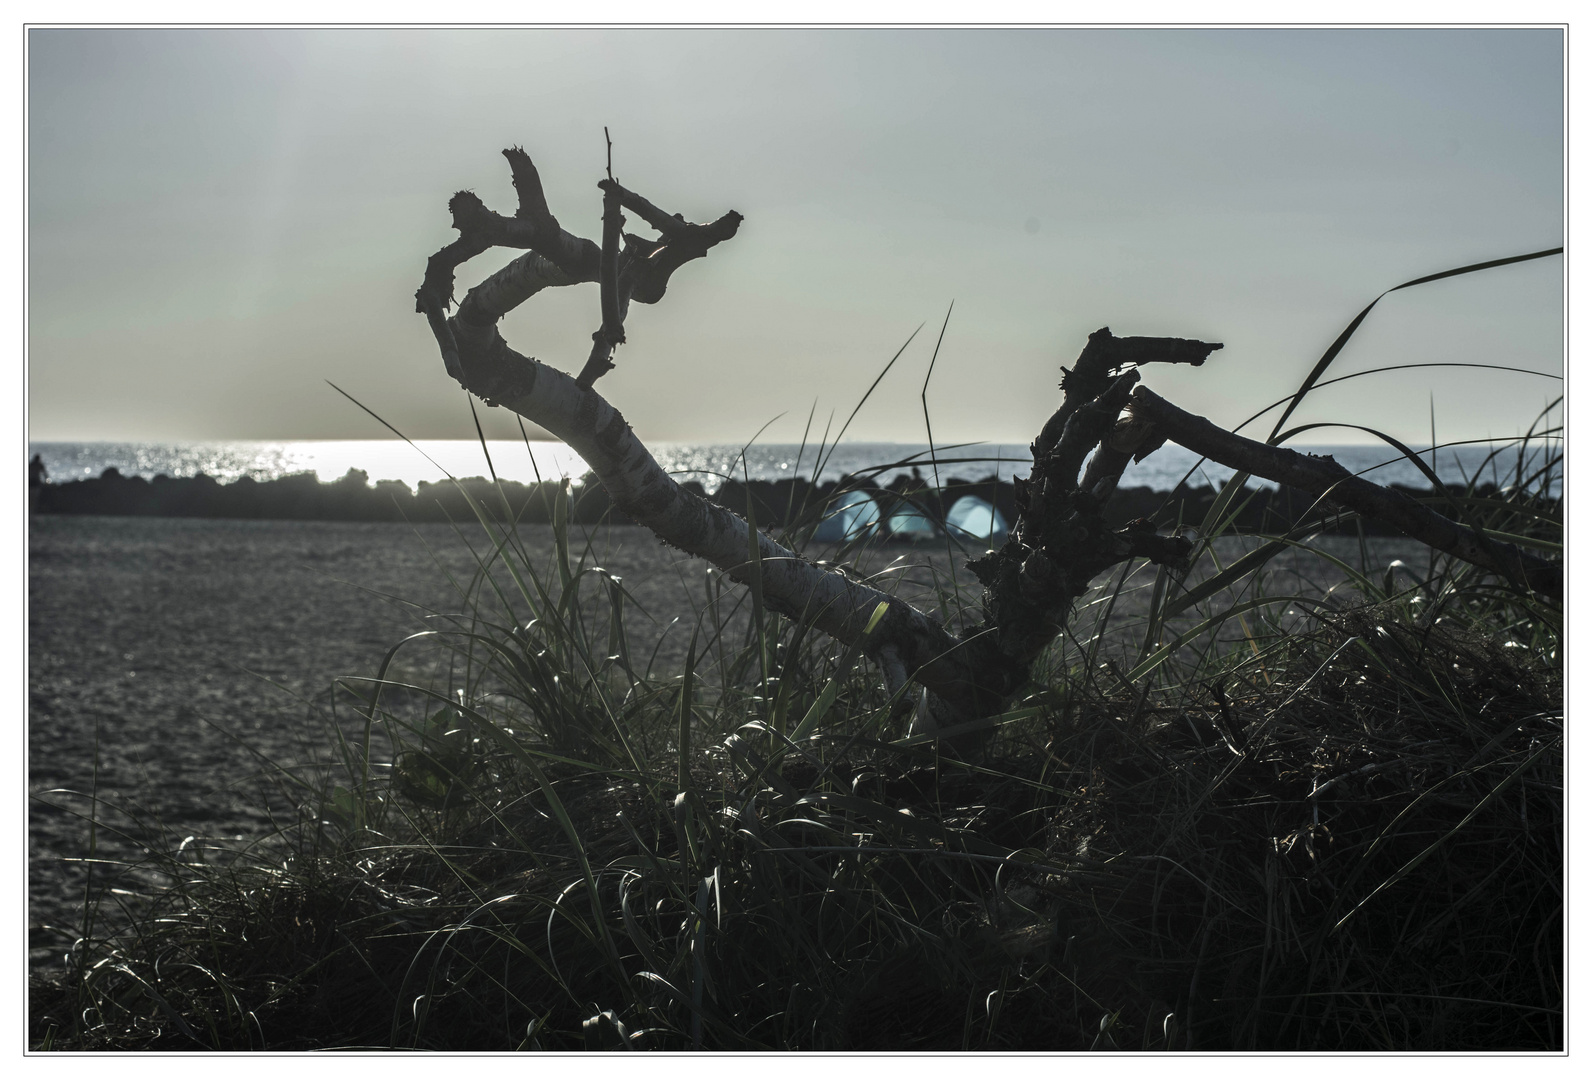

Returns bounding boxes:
[414,144,1560,752]
[414,143,741,392]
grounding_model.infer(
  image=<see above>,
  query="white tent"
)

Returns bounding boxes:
[812,489,882,542]
[944,495,1009,547]
[887,503,938,541]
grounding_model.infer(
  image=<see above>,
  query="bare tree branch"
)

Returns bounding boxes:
[437,334,978,707]
[578,183,629,388]
[456,251,577,328]
[414,150,1209,746]
[417,144,741,392]
[502,146,602,280]
[415,143,1558,755]
[1129,385,1561,597]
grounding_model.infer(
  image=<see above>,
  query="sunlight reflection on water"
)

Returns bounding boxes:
[28,438,1560,496]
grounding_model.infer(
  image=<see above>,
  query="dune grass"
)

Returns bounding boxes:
[29,258,1563,1051]
[29,440,1561,1052]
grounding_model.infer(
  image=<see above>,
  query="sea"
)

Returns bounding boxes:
[26,438,1561,497]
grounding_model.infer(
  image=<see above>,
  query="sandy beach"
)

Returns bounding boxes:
[28,514,1428,970]
[27,516,723,967]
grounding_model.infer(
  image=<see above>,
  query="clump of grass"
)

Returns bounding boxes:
[30,429,1560,1050]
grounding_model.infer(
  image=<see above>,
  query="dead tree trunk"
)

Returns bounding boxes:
[414,145,1561,747]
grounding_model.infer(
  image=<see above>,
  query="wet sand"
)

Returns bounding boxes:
[28,514,1427,969]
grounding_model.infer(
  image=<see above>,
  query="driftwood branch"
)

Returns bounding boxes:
[414,144,1559,752]
[426,334,974,699]
[415,149,1219,748]
[415,144,741,393]
[579,182,628,388]
[1129,386,1561,598]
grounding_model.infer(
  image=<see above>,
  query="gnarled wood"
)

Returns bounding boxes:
[413,143,1558,749]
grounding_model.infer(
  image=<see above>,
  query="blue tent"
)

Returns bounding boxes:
[813,489,882,542]
[886,503,938,541]
[944,495,1009,547]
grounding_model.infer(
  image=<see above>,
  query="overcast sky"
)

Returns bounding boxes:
[27,27,1563,447]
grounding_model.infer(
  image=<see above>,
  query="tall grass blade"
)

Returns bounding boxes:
[1268,247,1562,442]
[678,627,698,794]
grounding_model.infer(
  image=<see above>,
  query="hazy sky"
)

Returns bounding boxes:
[27,27,1563,447]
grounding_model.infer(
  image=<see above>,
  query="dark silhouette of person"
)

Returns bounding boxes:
[29,453,47,487]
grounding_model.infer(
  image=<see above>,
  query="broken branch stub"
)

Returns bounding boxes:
[1033,328,1221,459]
[951,333,1224,723]
[502,146,602,280]
[578,183,629,389]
